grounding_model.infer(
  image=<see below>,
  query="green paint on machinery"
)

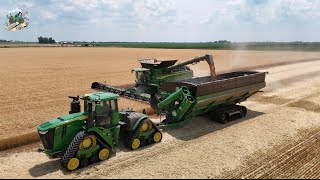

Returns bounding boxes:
[91,54,216,104]
[37,92,162,171]
[154,70,266,127]
[37,54,266,172]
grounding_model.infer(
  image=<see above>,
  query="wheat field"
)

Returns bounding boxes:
[1,47,320,149]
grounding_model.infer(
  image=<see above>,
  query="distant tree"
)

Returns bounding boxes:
[48,37,55,44]
[38,36,55,44]
[38,36,43,43]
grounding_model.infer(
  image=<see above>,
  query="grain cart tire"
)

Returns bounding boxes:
[219,112,229,124]
[241,106,247,117]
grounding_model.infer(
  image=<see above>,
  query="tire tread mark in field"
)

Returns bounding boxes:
[89,136,189,177]
[258,134,319,178]
[228,131,320,179]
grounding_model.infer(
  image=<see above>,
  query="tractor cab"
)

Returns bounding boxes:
[82,92,120,127]
[132,68,151,84]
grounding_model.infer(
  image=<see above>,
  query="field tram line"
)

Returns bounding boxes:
[283,142,320,178]
[248,131,319,178]
[87,138,192,176]
[237,131,320,179]
[290,153,320,178]
[309,160,320,179]
[226,130,317,178]
[258,136,319,179]
[234,136,310,178]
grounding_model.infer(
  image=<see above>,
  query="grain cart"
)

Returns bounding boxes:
[37,92,162,171]
[153,70,266,127]
[91,54,216,104]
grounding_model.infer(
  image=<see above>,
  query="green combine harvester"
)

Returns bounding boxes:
[91,54,216,104]
[37,54,266,171]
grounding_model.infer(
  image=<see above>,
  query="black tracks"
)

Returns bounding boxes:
[60,131,85,168]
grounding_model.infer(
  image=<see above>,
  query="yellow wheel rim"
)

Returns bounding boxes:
[98,148,110,160]
[153,132,162,143]
[140,121,149,132]
[79,135,96,150]
[131,138,140,150]
[67,158,80,171]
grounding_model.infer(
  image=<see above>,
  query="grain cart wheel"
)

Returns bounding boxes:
[242,106,247,117]
[153,132,162,143]
[219,112,229,124]
[67,158,80,171]
[98,148,110,161]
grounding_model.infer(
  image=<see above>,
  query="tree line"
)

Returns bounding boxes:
[38,36,55,44]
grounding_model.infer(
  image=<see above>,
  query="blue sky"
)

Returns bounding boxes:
[0,0,319,42]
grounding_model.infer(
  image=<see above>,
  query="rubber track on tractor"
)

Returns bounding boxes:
[60,131,85,168]
[95,135,115,155]
[126,119,146,150]
[126,119,162,150]
[91,82,150,104]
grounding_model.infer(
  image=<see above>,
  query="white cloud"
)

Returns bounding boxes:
[131,0,176,28]
[1,0,320,42]
[0,9,6,16]
[199,0,320,27]
[40,10,58,20]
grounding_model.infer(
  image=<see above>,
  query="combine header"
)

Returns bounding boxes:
[91,54,216,104]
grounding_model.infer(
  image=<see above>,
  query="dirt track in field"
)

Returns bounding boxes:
[0,47,320,178]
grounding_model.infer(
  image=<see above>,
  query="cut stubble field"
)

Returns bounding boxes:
[1,47,320,147]
[0,47,320,178]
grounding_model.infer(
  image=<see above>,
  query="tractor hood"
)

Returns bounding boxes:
[37,112,88,132]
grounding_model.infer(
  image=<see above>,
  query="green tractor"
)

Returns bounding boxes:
[37,92,162,171]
